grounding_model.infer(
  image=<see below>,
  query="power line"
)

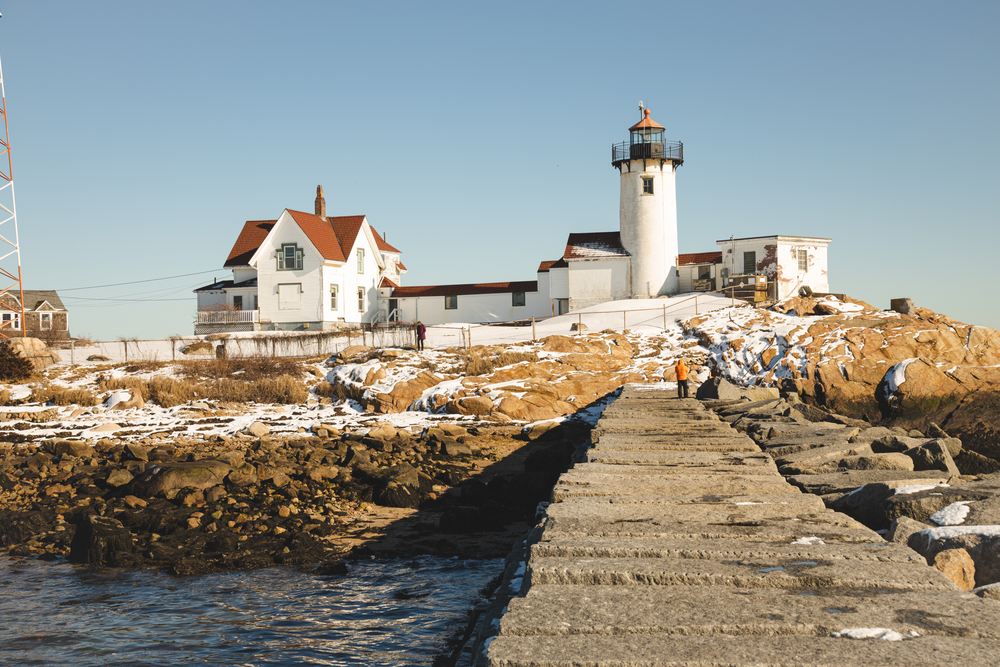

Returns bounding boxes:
[58,269,220,292]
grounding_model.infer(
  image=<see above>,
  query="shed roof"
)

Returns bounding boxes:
[678,251,723,266]
[389,280,538,298]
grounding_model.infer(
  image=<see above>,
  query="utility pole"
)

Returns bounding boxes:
[0,26,26,339]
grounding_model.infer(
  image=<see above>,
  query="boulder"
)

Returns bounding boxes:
[8,337,60,370]
[43,439,96,459]
[696,377,744,401]
[337,345,374,364]
[106,469,135,488]
[125,443,149,461]
[933,548,976,591]
[181,341,214,355]
[367,425,398,441]
[69,515,135,565]
[245,422,270,437]
[524,421,561,441]
[131,460,232,496]
[906,440,961,475]
[887,516,929,545]
[227,463,259,487]
[835,453,914,471]
[445,396,494,416]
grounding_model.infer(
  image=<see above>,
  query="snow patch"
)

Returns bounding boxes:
[885,358,919,393]
[831,628,917,641]
[791,537,825,545]
[894,483,949,496]
[930,501,973,526]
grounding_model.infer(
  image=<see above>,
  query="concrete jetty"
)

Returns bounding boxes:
[484,386,1000,666]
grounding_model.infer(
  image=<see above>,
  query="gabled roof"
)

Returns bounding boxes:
[288,210,365,262]
[678,251,723,266]
[225,220,275,267]
[379,277,399,289]
[537,260,560,273]
[194,278,258,292]
[389,280,538,298]
[369,224,402,254]
[0,290,67,311]
[563,232,629,259]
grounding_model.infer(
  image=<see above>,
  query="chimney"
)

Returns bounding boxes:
[315,185,326,219]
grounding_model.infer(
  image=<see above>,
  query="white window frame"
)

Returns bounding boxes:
[642,177,654,195]
[2,312,20,330]
[277,243,303,271]
[330,284,338,311]
[357,247,364,274]
[357,286,365,312]
[797,249,808,272]
[40,313,52,330]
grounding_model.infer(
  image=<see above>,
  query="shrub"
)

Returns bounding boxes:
[0,343,33,383]
[465,355,495,376]
[314,380,350,401]
[32,384,99,407]
[494,351,538,367]
[178,356,303,381]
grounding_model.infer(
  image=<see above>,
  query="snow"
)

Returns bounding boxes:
[920,525,1000,545]
[930,501,973,526]
[831,628,918,641]
[791,537,825,545]
[885,358,919,393]
[894,484,950,496]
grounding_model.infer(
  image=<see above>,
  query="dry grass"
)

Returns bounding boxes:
[494,351,538,367]
[0,388,10,405]
[314,380,351,401]
[99,372,307,407]
[122,360,168,373]
[178,356,303,381]
[32,384,100,407]
[465,355,494,376]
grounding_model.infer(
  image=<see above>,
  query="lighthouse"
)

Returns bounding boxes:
[612,107,683,297]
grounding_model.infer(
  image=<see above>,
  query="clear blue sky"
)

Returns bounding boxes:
[2,1,997,340]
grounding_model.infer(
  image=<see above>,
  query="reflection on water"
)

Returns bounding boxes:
[0,555,502,666]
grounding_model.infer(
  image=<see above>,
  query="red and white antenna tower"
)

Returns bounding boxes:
[0,42,25,339]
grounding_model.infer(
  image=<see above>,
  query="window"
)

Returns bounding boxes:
[512,291,526,307]
[277,283,301,310]
[330,284,338,310]
[642,177,654,195]
[357,287,365,312]
[278,244,303,271]
[698,265,711,280]
[444,295,458,310]
[3,313,20,330]
[743,251,756,275]
[253,295,258,310]
[232,296,243,311]
[357,247,364,274]
[40,313,52,330]
[797,249,808,272]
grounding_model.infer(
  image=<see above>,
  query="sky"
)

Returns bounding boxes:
[0,1,997,340]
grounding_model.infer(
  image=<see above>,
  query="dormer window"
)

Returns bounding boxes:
[357,248,365,274]
[277,244,303,271]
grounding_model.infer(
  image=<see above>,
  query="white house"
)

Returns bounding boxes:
[195,186,405,333]
[716,235,831,301]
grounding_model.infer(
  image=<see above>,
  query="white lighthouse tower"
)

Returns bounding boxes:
[613,107,683,297]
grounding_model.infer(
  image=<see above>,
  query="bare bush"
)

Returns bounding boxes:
[494,351,538,367]
[465,355,495,376]
[0,343,33,383]
[178,356,303,381]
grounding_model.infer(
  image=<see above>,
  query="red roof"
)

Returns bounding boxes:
[225,220,275,267]
[563,232,629,259]
[389,280,538,298]
[369,224,402,254]
[537,260,560,273]
[379,276,399,289]
[629,108,665,132]
[397,261,407,271]
[678,251,722,266]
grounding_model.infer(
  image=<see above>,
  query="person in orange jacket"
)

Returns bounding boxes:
[675,358,689,399]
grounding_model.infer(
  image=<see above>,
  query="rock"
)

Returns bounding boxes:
[246,422,270,437]
[313,560,349,576]
[337,345,374,364]
[123,495,147,508]
[790,403,829,422]
[906,440,961,475]
[132,460,232,496]
[50,440,97,459]
[825,413,869,428]
[204,486,227,503]
[933,437,964,458]
[105,469,135,487]
[835,453,914,471]
[271,472,291,488]
[933,548,976,591]
[367,425,398,441]
[928,422,950,439]
[442,440,473,457]
[436,424,469,437]
[524,421,561,441]
[696,377,743,401]
[8,337,60,369]
[828,477,953,529]
[215,451,245,468]
[87,355,111,362]
[69,515,135,565]
[90,423,121,433]
[445,396,494,416]
[181,341,215,355]
[227,463,259,487]
[125,443,149,461]
[887,516,928,545]
[849,427,895,443]
[26,452,48,469]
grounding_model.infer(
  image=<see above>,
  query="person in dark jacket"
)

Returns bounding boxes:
[416,321,426,351]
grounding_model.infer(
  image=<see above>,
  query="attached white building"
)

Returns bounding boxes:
[716,235,831,301]
[195,186,405,333]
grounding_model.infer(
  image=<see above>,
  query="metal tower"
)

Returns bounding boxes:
[0,47,24,338]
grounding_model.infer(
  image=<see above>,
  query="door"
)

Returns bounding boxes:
[388,299,398,322]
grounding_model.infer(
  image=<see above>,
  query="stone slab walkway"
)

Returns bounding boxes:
[484,385,1000,666]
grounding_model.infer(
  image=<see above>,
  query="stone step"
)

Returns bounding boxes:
[787,471,952,496]
[499,585,1000,638]
[592,436,759,450]
[574,455,779,473]
[593,421,734,432]
[545,496,835,524]
[487,631,1000,666]
[552,482,798,500]
[529,536,924,563]
[525,556,956,591]
[774,441,874,468]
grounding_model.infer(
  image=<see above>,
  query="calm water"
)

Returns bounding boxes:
[0,555,502,666]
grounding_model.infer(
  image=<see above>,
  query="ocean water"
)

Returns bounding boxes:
[0,555,502,666]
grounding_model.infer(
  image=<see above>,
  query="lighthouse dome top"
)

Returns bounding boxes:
[628,108,665,132]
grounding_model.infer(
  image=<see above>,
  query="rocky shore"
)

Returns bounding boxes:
[698,378,1000,593]
[0,418,588,576]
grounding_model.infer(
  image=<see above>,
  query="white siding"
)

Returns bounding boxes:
[389,289,548,326]
[256,212,325,326]
[566,258,630,310]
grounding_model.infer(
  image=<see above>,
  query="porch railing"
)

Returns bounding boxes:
[196,309,259,324]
